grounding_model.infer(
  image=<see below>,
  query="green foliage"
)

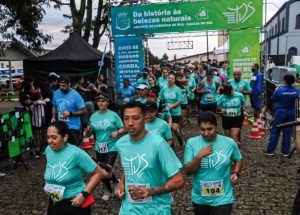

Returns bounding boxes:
[0,0,52,51]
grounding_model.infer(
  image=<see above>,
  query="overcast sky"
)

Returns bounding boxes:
[40,0,288,60]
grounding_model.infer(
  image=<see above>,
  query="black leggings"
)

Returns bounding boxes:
[193,203,232,215]
[96,151,119,192]
[48,198,91,215]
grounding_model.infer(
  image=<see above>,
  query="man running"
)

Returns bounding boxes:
[51,76,86,146]
[145,101,173,145]
[115,101,184,214]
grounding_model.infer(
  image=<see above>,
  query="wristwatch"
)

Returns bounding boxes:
[81,191,89,198]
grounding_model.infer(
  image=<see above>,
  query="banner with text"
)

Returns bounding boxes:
[114,36,144,90]
[111,0,263,36]
[229,28,260,80]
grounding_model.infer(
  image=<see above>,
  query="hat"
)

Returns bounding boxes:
[137,83,148,90]
[148,89,158,97]
[95,93,110,101]
[49,72,60,78]
[141,68,148,74]
[123,78,130,83]
[145,101,158,111]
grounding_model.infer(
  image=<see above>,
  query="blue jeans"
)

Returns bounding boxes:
[267,112,294,154]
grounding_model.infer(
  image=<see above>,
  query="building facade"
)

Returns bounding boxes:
[262,0,300,66]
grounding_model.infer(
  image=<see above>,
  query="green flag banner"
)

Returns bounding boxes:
[229,28,260,80]
[111,0,263,36]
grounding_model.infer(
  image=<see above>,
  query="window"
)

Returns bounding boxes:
[272,27,274,36]
[278,20,281,33]
[282,17,285,31]
[296,14,300,29]
[275,24,278,34]
[288,47,298,62]
[1,63,3,68]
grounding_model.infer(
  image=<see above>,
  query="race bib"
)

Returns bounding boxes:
[44,183,66,202]
[127,183,153,203]
[251,76,257,81]
[205,94,214,101]
[58,112,69,122]
[226,108,238,116]
[201,180,224,197]
[98,142,108,153]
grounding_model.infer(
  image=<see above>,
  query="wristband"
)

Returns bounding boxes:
[70,111,73,116]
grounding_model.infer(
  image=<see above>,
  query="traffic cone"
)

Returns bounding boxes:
[243,117,249,125]
[89,134,96,145]
[81,127,93,149]
[249,118,261,139]
[257,115,265,135]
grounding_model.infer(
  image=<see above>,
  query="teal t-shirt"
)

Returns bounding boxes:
[44,144,97,199]
[89,110,123,152]
[116,132,183,215]
[135,97,148,104]
[146,118,172,141]
[217,92,245,117]
[186,77,196,100]
[203,76,222,86]
[137,77,149,87]
[159,86,183,116]
[180,87,188,105]
[183,135,242,206]
[157,77,168,89]
[228,79,252,99]
[200,80,219,105]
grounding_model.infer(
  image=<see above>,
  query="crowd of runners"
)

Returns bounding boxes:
[14,59,300,215]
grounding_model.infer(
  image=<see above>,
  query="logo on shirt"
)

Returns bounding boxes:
[123,154,149,178]
[149,129,161,136]
[45,162,69,182]
[94,119,111,130]
[201,151,227,170]
[164,92,176,100]
[57,99,70,111]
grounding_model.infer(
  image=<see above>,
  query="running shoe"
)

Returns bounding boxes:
[281,152,289,157]
[0,172,6,177]
[263,150,274,156]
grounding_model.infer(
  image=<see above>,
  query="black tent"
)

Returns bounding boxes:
[23,33,111,83]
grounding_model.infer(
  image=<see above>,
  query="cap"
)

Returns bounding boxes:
[137,83,149,90]
[95,93,110,101]
[148,90,158,97]
[49,72,60,78]
[123,78,130,83]
[145,101,158,111]
[141,68,148,74]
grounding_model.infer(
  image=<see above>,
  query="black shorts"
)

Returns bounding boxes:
[200,103,217,113]
[48,197,91,215]
[193,202,232,215]
[222,115,243,130]
[181,104,188,110]
[171,115,181,124]
[68,129,82,147]
[95,151,118,167]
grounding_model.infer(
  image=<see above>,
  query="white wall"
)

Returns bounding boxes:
[0,61,23,70]
[289,1,300,32]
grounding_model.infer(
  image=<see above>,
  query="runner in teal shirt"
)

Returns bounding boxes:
[115,101,184,215]
[228,69,252,100]
[89,109,124,152]
[145,101,172,145]
[157,69,169,89]
[183,112,242,214]
[217,84,245,145]
[159,76,183,117]
[88,93,125,201]
[44,121,109,214]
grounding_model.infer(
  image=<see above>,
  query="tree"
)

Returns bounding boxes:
[53,0,109,48]
[145,48,160,65]
[0,0,52,51]
[161,53,169,62]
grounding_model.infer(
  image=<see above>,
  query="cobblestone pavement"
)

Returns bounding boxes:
[0,115,299,215]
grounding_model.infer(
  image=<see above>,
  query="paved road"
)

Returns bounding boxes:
[0,101,19,114]
[0,115,299,215]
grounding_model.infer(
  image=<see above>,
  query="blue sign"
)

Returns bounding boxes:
[114,36,144,89]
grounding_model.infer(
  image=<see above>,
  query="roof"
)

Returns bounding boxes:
[28,33,106,62]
